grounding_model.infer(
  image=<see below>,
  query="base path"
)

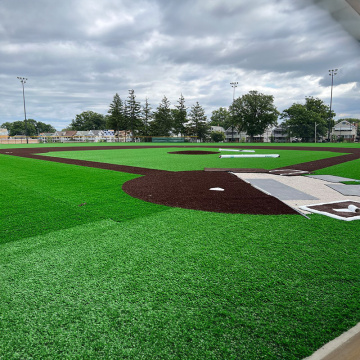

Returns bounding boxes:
[2,145,360,215]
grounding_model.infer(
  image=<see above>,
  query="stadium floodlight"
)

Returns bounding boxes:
[17,77,28,144]
[328,69,338,140]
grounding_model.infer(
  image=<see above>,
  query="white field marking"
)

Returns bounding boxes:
[209,187,224,191]
[299,200,360,221]
[219,154,279,158]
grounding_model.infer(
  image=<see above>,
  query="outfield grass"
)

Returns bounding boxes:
[313,158,360,179]
[39,147,345,171]
[1,142,359,359]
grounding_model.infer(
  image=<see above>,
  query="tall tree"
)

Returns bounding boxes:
[150,96,173,136]
[230,90,279,142]
[69,111,106,131]
[173,94,187,136]
[281,97,332,142]
[107,93,127,141]
[187,102,209,142]
[126,90,141,141]
[209,107,232,130]
[140,98,153,137]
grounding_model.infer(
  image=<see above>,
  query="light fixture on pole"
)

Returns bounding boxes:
[17,76,28,144]
[230,82,238,142]
[230,82,238,102]
[328,69,338,141]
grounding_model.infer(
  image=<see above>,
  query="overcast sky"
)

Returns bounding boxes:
[1,0,359,130]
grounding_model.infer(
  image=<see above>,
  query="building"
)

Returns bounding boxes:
[224,126,273,143]
[331,120,357,142]
[210,126,225,133]
[0,128,8,139]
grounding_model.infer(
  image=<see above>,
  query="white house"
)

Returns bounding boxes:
[224,126,272,143]
[331,120,357,142]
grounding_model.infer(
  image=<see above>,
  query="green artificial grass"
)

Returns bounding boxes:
[1,211,359,359]
[0,154,168,244]
[38,147,345,171]
[1,143,360,359]
[313,158,360,180]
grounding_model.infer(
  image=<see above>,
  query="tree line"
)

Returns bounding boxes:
[1,119,56,137]
[64,93,210,141]
[2,89,357,142]
[209,93,359,142]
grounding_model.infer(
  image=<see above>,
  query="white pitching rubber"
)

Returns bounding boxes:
[219,154,279,158]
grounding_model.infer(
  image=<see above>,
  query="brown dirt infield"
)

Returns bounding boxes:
[1,145,360,215]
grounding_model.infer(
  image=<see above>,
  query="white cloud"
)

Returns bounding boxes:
[0,0,359,130]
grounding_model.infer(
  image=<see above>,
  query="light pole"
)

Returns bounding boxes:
[17,77,28,144]
[328,69,338,141]
[315,122,319,143]
[128,89,135,142]
[230,82,238,142]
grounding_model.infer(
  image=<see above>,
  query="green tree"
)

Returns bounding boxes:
[230,90,279,142]
[35,121,56,134]
[69,111,106,131]
[139,98,153,137]
[150,96,173,136]
[1,122,13,130]
[209,107,232,130]
[126,90,142,141]
[281,97,332,142]
[1,119,54,137]
[210,131,225,142]
[187,102,209,142]
[173,94,187,136]
[107,93,127,141]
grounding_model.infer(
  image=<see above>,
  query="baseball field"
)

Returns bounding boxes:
[1,142,359,359]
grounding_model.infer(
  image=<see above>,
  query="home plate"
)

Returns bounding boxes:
[299,201,360,221]
[210,187,225,191]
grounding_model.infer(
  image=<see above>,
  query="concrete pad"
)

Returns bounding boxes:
[232,172,360,213]
[306,175,358,183]
[244,179,318,200]
[326,184,360,196]
[304,322,360,360]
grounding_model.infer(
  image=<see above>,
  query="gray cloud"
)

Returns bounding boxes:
[1,0,359,130]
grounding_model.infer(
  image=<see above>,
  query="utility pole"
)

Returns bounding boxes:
[328,69,338,141]
[230,82,238,142]
[17,77,28,144]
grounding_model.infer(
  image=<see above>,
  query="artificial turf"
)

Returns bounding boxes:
[1,143,359,359]
[38,147,344,171]
[0,154,168,244]
[313,158,360,179]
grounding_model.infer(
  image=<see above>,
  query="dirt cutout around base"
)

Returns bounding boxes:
[2,145,360,215]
